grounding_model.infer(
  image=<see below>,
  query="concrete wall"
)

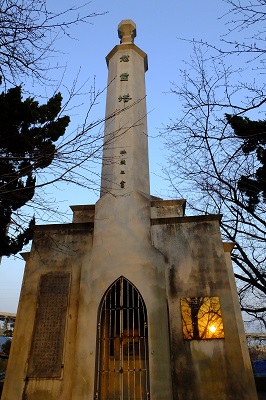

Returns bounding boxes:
[2,223,94,400]
[151,212,258,400]
[71,192,173,400]
[2,202,258,400]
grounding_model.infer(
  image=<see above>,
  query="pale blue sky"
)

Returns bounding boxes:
[0,0,228,312]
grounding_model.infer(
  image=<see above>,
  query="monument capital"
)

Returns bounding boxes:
[118,19,136,44]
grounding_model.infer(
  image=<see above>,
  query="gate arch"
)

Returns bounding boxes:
[94,276,150,399]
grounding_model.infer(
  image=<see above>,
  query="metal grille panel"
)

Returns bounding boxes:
[95,277,150,400]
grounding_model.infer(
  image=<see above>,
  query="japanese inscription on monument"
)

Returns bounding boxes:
[118,94,132,103]
[27,272,70,378]
[120,73,129,81]
[120,54,129,62]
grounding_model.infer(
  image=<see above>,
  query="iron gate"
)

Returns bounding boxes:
[95,277,150,400]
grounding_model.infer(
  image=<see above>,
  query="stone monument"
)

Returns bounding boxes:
[2,20,258,400]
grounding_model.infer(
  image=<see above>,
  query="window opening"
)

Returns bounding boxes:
[95,277,150,399]
[180,296,225,340]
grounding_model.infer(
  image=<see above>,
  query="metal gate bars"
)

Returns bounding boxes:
[95,276,150,400]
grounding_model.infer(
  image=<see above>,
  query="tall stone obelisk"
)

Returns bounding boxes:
[100,20,150,197]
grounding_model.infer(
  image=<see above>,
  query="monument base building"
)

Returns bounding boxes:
[2,20,258,400]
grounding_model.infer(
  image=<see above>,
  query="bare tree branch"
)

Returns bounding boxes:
[163,41,266,328]
[0,0,106,86]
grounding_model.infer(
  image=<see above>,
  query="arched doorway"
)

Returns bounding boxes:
[95,276,150,399]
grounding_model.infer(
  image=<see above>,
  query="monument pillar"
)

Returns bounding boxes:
[100,19,150,198]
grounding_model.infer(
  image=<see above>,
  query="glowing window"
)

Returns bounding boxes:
[180,297,225,340]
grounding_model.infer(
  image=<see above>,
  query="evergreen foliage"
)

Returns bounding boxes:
[0,86,70,257]
[226,114,266,212]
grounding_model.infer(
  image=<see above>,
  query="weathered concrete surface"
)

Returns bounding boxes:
[70,204,95,223]
[151,213,258,400]
[71,192,173,400]
[101,42,149,197]
[2,224,94,400]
